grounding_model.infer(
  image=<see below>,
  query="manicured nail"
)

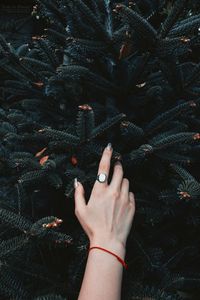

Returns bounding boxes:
[106,142,112,150]
[74,177,79,188]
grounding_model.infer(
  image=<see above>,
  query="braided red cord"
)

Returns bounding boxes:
[88,246,128,270]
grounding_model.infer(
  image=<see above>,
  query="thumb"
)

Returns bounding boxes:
[74,178,87,213]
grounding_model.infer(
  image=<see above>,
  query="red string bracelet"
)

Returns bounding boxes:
[88,246,128,270]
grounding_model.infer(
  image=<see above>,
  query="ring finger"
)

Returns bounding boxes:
[109,160,123,191]
[120,178,129,201]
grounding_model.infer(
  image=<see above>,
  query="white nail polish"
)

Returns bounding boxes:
[106,142,112,150]
[74,177,79,188]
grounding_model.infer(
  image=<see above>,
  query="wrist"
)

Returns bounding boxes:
[89,237,126,257]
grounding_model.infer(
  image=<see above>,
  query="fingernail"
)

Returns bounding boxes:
[74,177,79,188]
[106,142,112,150]
[115,160,121,166]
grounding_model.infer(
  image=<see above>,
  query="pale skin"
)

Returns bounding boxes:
[74,143,136,300]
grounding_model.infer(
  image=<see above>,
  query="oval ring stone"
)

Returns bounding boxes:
[97,173,107,182]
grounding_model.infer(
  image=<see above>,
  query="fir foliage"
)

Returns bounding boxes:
[0,0,200,299]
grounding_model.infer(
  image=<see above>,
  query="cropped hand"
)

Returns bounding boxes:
[74,143,135,249]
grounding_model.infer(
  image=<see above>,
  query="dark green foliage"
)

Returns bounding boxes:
[159,0,187,38]
[0,0,200,299]
[114,3,158,49]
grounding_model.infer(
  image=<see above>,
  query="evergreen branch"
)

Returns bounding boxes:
[120,120,144,138]
[55,65,120,94]
[20,57,55,73]
[18,169,50,186]
[170,163,200,200]
[177,179,200,200]
[82,141,121,162]
[67,37,106,51]
[44,28,67,42]
[38,0,66,25]
[0,64,29,81]
[0,266,30,299]
[16,44,30,56]
[0,121,16,135]
[145,101,197,135]
[113,4,157,49]
[41,231,73,245]
[8,260,64,287]
[36,39,60,67]
[0,234,29,258]
[76,104,95,141]
[158,57,184,91]
[47,173,63,189]
[184,63,200,87]
[7,157,40,170]
[150,132,200,150]
[66,38,107,57]
[91,113,126,139]
[112,24,130,43]
[81,0,101,23]
[0,208,32,232]
[156,37,190,58]
[163,246,196,268]
[37,127,80,145]
[85,106,95,140]
[128,144,154,162]
[170,163,196,181]
[156,151,193,165]
[67,0,109,41]
[76,108,86,142]
[169,14,200,37]
[159,0,187,38]
[0,34,11,53]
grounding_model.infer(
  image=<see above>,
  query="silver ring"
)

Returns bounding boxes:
[96,173,108,183]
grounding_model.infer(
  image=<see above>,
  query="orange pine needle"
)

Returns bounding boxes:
[78,104,92,110]
[179,191,191,198]
[189,101,197,107]
[71,155,78,166]
[32,36,42,41]
[180,37,190,43]
[193,133,200,140]
[119,42,133,60]
[42,218,63,228]
[39,155,49,165]
[33,82,44,88]
[136,82,146,88]
[35,147,47,158]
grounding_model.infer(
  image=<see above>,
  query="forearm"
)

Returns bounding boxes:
[77,238,126,300]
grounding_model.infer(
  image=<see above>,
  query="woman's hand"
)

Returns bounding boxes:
[74,143,135,249]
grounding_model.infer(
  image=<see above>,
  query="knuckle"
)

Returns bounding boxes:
[75,207,82,216]
[102,150,110,160]
[104,147,111,155]
[129,198,135,209]
[92,190,101,198]
[112,190,120,199]
[115,161,122,168]
[75,208,79,215]
[99,162,107,170]
[129,198,134,205]
[115,163,123,173]
[123,178,129,183]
